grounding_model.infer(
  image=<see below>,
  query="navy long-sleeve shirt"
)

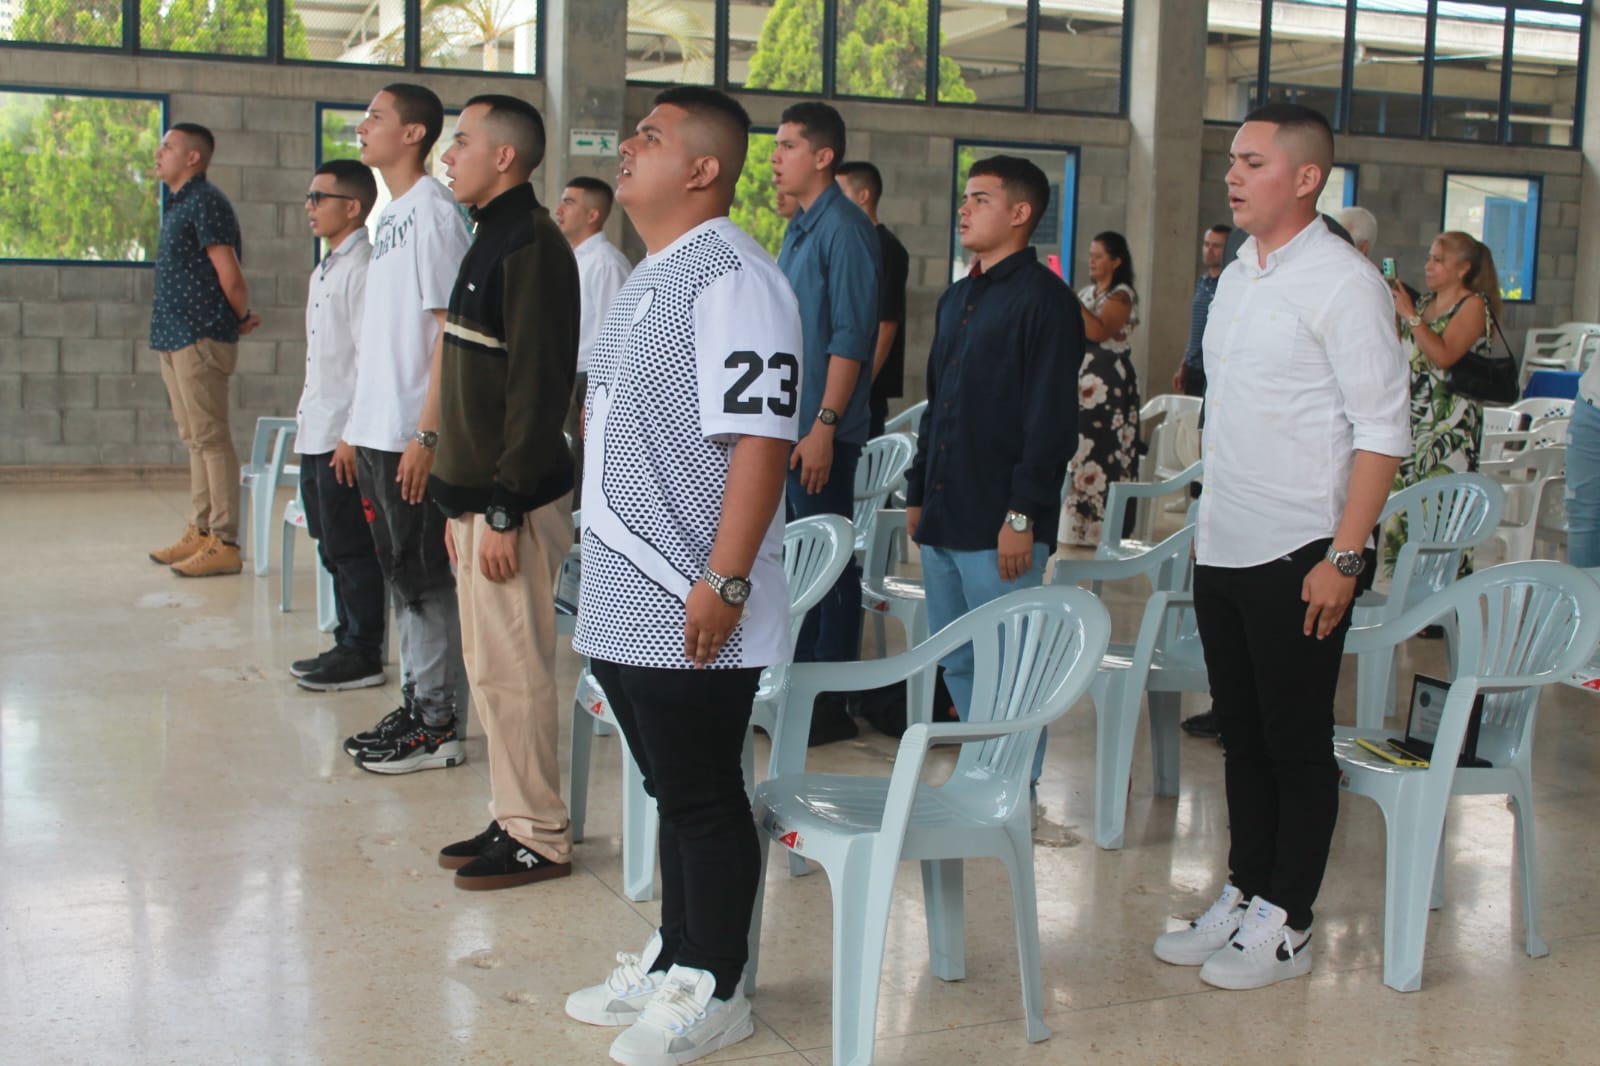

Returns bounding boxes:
[905,247,1082,550]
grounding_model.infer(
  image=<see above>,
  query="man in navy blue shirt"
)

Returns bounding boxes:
[905,156,1081,784]
[1170,224,1231,398]
[772,102,881,743]
[147,122,261,578]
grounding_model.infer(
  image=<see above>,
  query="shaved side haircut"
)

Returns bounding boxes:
[836,160,883,206]
[566,175,615,223]
[171,122,216,167]
[1243,103,1334,197]
[652,86,752,188]
[315,158,380,217]
[381,82,445,162]
[967,155,1050,239]
[464,93,546,176]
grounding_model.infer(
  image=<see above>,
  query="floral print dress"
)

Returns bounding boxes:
[1064,282,1141,546]
[1382,292,1488,573]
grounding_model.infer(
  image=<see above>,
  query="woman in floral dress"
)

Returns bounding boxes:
[1383,230,1501,572]
[1064,231,1140,546]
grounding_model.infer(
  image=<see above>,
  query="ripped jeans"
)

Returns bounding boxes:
[356,446,462,726]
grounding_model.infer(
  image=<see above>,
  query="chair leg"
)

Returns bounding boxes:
[279,521,294,612]
[745,833,773,996]
[238,490,252,566]
[832,848,895,1066]
[568,695,592,844]
[621,745,657,902]
[1092,674,1137,850]
[316,559,337,632]
[1002,821,1051,1044]
[1147,691,1182,797]
[1508,778,1549,958]
[1379,795,1447,992]
[1430,820,1447,912]
[252,486,272,577]
[919,858,966,981]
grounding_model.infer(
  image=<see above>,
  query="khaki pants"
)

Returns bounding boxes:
[158,339,240,542]
[451,498,574,862]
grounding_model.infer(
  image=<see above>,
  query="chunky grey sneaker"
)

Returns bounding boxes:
[566,930,667,1027]
[607,964,753,1066]
[1199,895,1313,990]
[1154,884,1246,965]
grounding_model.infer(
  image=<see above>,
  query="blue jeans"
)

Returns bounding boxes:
[920,541,1052,784]
[1568,398,1600,568]
[787,441,863,664]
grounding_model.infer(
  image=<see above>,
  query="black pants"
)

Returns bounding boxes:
[868,391,889,440]
[787,441,863,664]
[1192,539,1373,930]
[588,658,762,999]
[299,452,386,660]
[1181,364,1207,398]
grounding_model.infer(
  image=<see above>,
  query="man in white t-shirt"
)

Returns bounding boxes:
[565,87,801,1066]
[336,83,473,774]
[554,174,632,510]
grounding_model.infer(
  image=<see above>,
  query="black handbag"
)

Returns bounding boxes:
[1442,296,1520,404]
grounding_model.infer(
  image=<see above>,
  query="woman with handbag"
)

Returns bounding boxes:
[1383,231,1502,573]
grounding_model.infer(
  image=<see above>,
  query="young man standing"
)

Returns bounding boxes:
[565,87,801,1065]
[770,101,880,744]
[147,122,261,578]
[427,95,581,889]
[1153,104,1408,990]
[339,83,472,773]
[554,175,632,510]
[289,160,387,693]
[1169,223,1231,399]
[836,160,909,440]
[905,156,1081,787]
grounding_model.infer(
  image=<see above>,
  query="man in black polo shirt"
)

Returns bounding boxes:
[147,122,261,578]
[836,160,909,439]
[905,155,1081,787]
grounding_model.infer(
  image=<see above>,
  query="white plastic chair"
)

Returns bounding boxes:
[1356,473,1504,729]
[566,514,853,902]
[1336,560,1600,992]
[1533,475,1568,560]
[1518,323,1600,386]
[1511,397,1573,426]
[1139,394,1203,483]
[882,399,928,439]
[746,585,1111,1065]
[1481,407,1526,436]
[859,508,934,724]
[1482,418,1570,462]
[1483,447,1567,564]
[852,433,915,557]
[279,487,336,633]
[239,417,299,575]
[1097,460,1203,561]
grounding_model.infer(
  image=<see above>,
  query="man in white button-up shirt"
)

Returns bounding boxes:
[556,176,633,508]
[1154,105,1409,992]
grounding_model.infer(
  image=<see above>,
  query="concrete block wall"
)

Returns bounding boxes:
[0,48,546,467]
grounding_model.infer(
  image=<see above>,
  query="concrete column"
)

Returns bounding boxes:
[1573,5,1600,322]
[1124,0,1208,390]
[543,0,627,242]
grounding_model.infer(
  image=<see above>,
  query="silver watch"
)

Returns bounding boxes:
[1326,547,1366,577]
[703,566,752,607]
[1006,511,1032,533]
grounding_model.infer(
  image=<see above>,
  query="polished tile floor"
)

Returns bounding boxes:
[4,479,1599,1065]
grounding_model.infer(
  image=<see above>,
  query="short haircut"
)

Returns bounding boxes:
[966,155,1050,239]
[653,86,752,185]
[464,93,546,175]
[382,82,445,161]
[836,160,883,205]
[565,175,615,223]
[315,158,379,218]
[1334,205,1377,250]
[171,122,215,165]
[1207,223,1234,237]
[779,101,846,174]
[1242,102,1335,196]
[1092,230,1136,291]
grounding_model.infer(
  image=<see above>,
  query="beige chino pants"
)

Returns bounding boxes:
[157,339,240,542]
[451,498,574,863]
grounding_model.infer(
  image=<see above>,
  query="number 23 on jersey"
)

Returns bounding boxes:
[722,349,799,418]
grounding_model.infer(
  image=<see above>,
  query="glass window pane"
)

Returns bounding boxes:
[1260,0,1344,122]
[294,0,396,64]
[951,142,1077,284]
[628,0,714,83]
[1205,0,1263,123]
[421,0,539,74]
[317,105,462,254]
[0,89,163,262]
[1430,4,1506,141]
[938,0,1021,107]
[141,0,273,58]
[834,0,930,101]
[1348,0,1426,137]
[1316,164,1356,215]
[731,130,787,257]
[731,0,822,93]
[1036,0,1125,114]
[4,0,122,47]
[1442,172,1539,302]
[1508,9,1581,148]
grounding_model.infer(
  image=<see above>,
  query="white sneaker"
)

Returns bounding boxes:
[1154,884,1246,965]
[1199,895,1313,990]
[566,930,668,1027]
[607,964,754,1066]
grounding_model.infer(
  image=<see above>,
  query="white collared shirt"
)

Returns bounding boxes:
[573,231,633,375]
[296,230,371,455]
[1197,217,1411,568]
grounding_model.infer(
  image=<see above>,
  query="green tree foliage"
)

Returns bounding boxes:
[734,0,974,256]
[10,0,310,56]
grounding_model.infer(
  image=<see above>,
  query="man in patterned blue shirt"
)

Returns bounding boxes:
[147,123,261,578]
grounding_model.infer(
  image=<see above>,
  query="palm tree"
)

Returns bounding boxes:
[629,0,711,75]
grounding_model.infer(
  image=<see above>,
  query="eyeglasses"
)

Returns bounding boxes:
[305,191,358,206]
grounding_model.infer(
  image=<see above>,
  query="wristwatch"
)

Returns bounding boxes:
[1005,510,1032,533]
[486,505,520,532]
[1326,547,1367,577]
[1405,313,1422,328]
[412,429,438,450]
[703,566,752,607]
[816,407,839,427]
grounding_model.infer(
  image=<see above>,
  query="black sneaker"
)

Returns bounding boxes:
[296,645,385,692]
[454,829,571,890]
[439,820,503,871]
[343,705,415,757]
[356,716,465,775]
[1181,709,1221,740]
[290,646,337,679]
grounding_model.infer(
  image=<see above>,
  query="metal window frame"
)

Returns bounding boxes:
[947,138,1081,286]
[1440,169,1545,303]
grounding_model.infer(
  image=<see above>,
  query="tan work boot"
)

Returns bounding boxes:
[171,534,243,578]
[150,524,207,565]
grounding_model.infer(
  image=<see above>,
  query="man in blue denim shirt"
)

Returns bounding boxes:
[772,102,881,743]
[905,156,1081,784]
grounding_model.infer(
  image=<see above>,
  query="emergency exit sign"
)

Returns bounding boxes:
[570,129,619,156]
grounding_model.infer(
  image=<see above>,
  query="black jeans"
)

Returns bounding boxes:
[299,452,386,661]
[1193,539,1374,930]
[1181,364,1207,398]
[868,391,888,440]
[588,658,762,999]
[786,440,863,664]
